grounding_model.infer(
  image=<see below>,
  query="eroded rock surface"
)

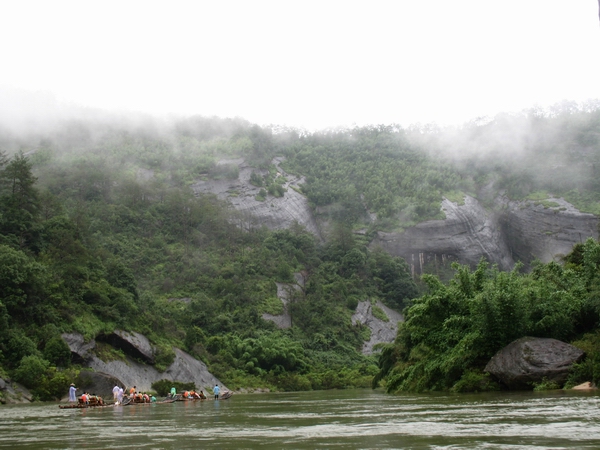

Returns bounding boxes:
[373,195,598,275]
[352,300,403,354]
[97,330,155,364]
[484,336,585,389]
[62,333,96,364]
[499,196,599,266]
[191,157,321,238]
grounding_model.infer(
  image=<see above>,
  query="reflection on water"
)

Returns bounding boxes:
[1,389,600,449]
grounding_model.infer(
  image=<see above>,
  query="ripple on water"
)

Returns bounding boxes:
[1,391,600,449]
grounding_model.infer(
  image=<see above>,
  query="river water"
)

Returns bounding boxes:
[1,389,600,449]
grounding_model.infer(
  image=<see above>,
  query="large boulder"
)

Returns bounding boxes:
[97,330,155,364]
[484,337,585,389]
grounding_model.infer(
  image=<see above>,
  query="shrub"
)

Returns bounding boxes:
[43,337,72,367]
[154,344,176,372]
[451,370,500,393]
[13,355,50,389]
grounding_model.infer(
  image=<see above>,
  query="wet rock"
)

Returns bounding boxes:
[61,333,96,364]
[97,330,155,364]
[352,300,403,354]
[484,337,585,390]
[0,377,6,390]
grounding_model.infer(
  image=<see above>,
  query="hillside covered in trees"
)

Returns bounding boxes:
[1,101,600,400]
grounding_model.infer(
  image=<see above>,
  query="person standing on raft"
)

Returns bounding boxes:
[68,383,77,403]
[213,384,220,400]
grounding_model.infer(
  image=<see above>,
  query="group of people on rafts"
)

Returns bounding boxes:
[69,383,224,405]
[113,385,157,404]
[168,384,224,400]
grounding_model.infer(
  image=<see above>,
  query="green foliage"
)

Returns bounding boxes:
[371,305,389,322]
[43,336,72,367]
[154,344,176,372]
[375,241,600,392]
[13,355,50,388]
[451,370,500,393]
[532,378,561,391]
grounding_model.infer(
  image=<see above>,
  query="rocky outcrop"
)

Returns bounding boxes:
[191,157,321,238]
[372,196,513,274]
[0,378,32,404]
[499,197,598,266]
[373,195,598,275]
[61,332,224,395]
[62,332,96,364]
[97,330,155,364]
[352,300,403,354]
[484,336,585,389]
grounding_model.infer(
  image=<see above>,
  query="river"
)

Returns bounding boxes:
[1,389,600,449]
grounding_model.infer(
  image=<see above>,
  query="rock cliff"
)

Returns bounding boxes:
[372,195,598,274]
[191,159,597,275]
[191,157,321,238]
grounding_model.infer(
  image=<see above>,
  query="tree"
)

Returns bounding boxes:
[0,152,40,248]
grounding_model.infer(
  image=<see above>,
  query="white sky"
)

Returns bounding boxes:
[1,0,599,130]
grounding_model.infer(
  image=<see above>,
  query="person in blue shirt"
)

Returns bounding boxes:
[213,384,220,400]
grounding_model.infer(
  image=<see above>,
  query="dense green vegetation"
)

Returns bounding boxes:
[1,102,600,400]
[373,238,600,392]
[0,117,417,401]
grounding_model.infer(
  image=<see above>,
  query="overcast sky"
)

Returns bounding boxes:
[1,0,599,131]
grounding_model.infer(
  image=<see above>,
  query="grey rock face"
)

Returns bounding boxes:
[373,195,598,275]
[0,377,5,390]
[191,157,321,238]
[499,197,599,266]
[61,333,96,364]
[98,330,155,364]
[352,300,403,354]
[484,336,585,389]
[372,196,513,274]
[62,332,225,393]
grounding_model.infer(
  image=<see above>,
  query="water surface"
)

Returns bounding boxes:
[1,389,599,449]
